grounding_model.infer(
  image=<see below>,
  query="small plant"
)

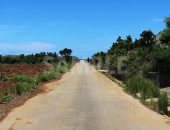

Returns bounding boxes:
[126,76,160,100]
[0,95,13,103]
[157,92,168,115]
[13,82,35,95]
[38,72,54,82]
[0,89,14,103]
[11,75,38,85]
[126,76,141,95]
[37,64,69,82]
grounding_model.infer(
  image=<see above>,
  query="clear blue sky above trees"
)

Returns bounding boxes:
[0,0,169,58]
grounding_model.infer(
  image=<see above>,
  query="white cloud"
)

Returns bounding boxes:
[0,42,57,54]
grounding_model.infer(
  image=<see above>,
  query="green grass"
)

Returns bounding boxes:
[125,76,160,100]
[157,92,169,114]
[125,76,170,115]
[37,64,70,82]
[12,82,36,96]
[0,95,14,103]
[37,72,56,82]
[11,75,39,85]
[0,88,14,103]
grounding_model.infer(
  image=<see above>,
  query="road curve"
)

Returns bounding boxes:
[0,61,170,130]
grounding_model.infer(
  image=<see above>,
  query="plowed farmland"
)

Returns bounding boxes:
[0,64,50,92]
[0,81,15,92]
[0,64,49,77]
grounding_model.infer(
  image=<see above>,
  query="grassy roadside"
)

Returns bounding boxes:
[0,62,76,121]
[100,72,170,116]
[0,63,74,104]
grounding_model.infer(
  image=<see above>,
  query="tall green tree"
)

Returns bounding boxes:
[116,36,124,49]
[165,17,170,28]
[59,48,73,63]
[125,35,133,50]
[139,30,155,47]
[160,17,170,44]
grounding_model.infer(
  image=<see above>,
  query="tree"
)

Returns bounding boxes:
[140,30,155,47]
[59,48,73,63]
[59,48,72,57]
[160,30,170,44]
[151,46,170,73]
[116,36,124,49]
[165,17,170,29]
[125,35,133,50]
[160,17,170,44]
[134,39,140,48]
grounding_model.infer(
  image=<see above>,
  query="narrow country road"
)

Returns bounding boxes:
[0,61,170,130]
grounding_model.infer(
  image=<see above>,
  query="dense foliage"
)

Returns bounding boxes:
[160,17,170,44]
[0,52,58,64]
[90,17,170,115]
[59,48,73,63]
[0,48,78,65]
[91,17,170,79]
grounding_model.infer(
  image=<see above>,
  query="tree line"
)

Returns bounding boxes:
[0,48,76,64]
[90,17,170,114]
[90,17,170,79]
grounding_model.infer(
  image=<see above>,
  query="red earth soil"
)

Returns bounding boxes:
[0,64,50,93]
[0,64,50,77]
[0,81,15,92]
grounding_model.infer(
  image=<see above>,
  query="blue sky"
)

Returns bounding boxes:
[0,0,169,58]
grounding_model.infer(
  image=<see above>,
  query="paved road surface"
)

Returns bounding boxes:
[0,61,170,130]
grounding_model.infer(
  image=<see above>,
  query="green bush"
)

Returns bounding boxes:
[11,75,38,85]
[157,92,168,114]
[13,82,35,95]
[54,64,68,73]
[126,76,141,95]
[0,88,14,103]
[126,76,160,100]
[58,66,66,73]
[0,95,13,103]
[37,64,69,82]
[38,72,55,82]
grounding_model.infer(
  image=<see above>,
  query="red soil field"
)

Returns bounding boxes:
[0,81,15,92]
[0,64,50,77]
[0,64,50,93]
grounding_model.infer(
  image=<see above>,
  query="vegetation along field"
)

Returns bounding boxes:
[0,48,79,120]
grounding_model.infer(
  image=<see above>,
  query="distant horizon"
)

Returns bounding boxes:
[0,0,169,58]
